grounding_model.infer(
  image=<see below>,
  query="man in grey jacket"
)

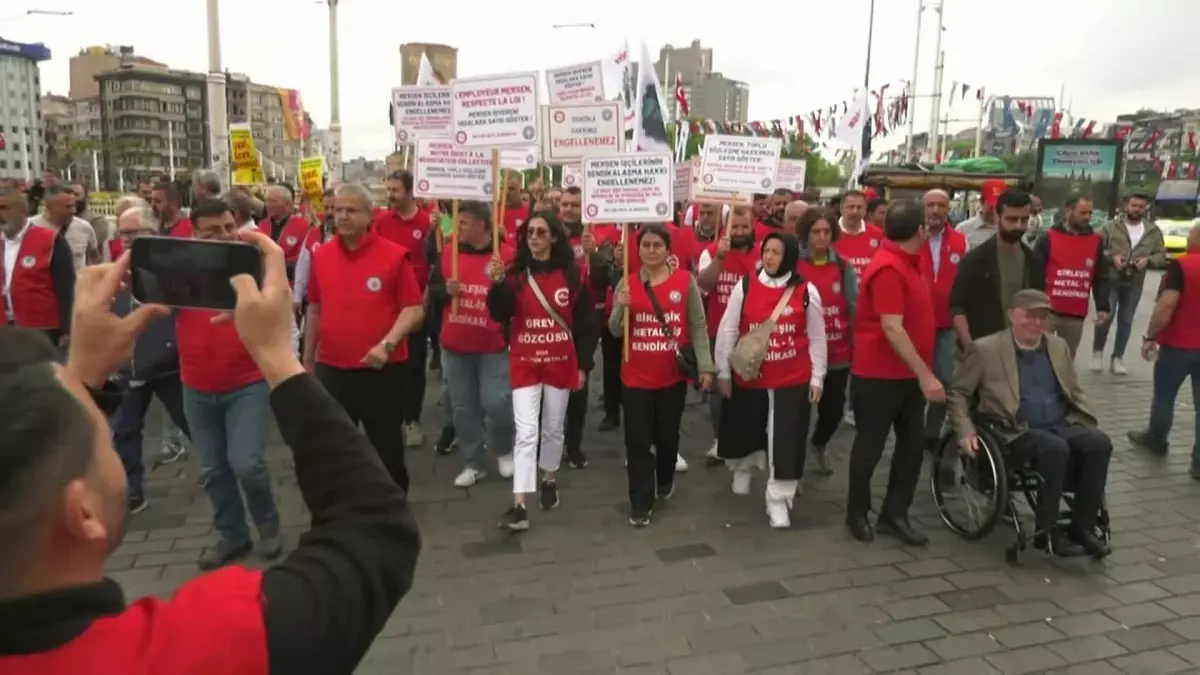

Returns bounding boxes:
[1091,192,1166,375]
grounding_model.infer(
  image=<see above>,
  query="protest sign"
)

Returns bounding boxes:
[562,164,582,188]
[775,158,808,192]
[413,137,494,200]
[699,134,782,194]
[230,123,265,185]
[673,161,691,200]
[545,61,605,104]
[501,146,540,170]
[687,156,739,203]
[392,85,452,143]
[298,157,325,213]
[542,102,623,164]
[581,153,673,224]
[450,72,540,147]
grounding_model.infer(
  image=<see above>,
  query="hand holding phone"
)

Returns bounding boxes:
[131,237,263,311]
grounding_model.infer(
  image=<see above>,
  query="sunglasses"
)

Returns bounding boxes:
[527,227,550,238]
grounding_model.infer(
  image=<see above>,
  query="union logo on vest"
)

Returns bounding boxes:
[366,277,382,292]
[553,288,569,307]
[20,255,34,268]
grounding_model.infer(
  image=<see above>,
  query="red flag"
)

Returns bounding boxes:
[1050,112,1064,139]
[674,73,689,117]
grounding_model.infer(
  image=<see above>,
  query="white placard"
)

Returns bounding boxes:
[450,72,540,147]
[562,164,582,188]
[413,137,494,201]
[775,158,808,192]
[542,102,623,164]
[698,134,783,194]
[688,156,739,203]
[673,161,692,200]
[581,153,674,224]
[501,145,540,170]
[544,61,605,104]
[391,86,452,143]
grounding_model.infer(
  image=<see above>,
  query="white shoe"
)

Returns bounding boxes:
[1111,357,1128,376]
[497,454,515,479]
[731,469,752,495]
[675,454,689,472]
[405,422,426,447]
[1089,352,1103,373]
[705,440,720,459]
[766,499,791,529]
[453,467,487,487]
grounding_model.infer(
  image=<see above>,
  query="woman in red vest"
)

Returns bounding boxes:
[795,208,858,475]
[713,233,827,529]
[486,211,597,532]
[609,224,715,526]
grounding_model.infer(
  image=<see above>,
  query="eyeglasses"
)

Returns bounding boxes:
[118,227,156,239]
[527,227,550,238]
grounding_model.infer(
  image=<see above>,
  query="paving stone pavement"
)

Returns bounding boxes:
[112,274,1200,675]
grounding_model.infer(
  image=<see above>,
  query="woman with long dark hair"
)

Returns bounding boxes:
[795,208,858,475]
[610,224,714,526]
[713,232,827,529]
[486,211,598,531]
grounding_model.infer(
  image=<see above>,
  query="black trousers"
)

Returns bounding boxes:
[428,298,444,359]
[623,383,687,514]
[811,367,851,447]
[600,329,623,419]
[1008,423,1111,533]
[565,372,590,453]
[317,363,410,493]
[846,377,926,521]
[402,322,429,425]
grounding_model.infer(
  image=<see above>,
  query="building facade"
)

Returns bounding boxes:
[652,40,749,123]
[399,43,457,85]
[0,37,51,181]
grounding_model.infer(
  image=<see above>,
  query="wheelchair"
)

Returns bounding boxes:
[929,419,1111,565]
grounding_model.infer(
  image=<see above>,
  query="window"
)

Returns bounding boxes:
[14,160,21,169]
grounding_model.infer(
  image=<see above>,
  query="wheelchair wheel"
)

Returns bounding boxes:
[931,427,1009,540]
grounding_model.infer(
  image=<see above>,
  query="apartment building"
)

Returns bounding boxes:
[652,40,750,123]
[0,37,51,181]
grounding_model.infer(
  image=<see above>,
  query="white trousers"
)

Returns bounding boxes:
[512,383,570,494]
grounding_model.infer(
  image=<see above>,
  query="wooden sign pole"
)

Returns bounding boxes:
[622,222,630,363]
[450,199,460,315]
[490,149,501,250]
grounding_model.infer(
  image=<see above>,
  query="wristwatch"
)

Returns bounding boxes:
[1143,335,1157,343]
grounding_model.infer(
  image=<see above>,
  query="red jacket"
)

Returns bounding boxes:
[918,225,967,329]
[258,214,312,264]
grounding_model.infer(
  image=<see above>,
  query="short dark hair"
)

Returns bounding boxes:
[190,198,233,222]
[0,328,96,570]
[1064,194,1092,210]
[795,207,839,244]
[153,182,182,204]
[752,193,769,201]
[458,200,492,229]
[883,199,925,242]
[224,191,255,220]
[995,188,1033,217]
[1124,190,1151,203]
[387,170,414,194]
[772,187,793,197]
[637,222,672,249]
[841,189,867,203]
[563,186,581,197]
[797,189,821,204]
[44,184,74,199]
[867,197,887,214]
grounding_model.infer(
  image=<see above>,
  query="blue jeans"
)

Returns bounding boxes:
[111,375,190,501]
[1148,346,1200,465]
[442,349,514,471]
[924,328,958,440]
[1092,282,1141,358]
[183,380,279,547]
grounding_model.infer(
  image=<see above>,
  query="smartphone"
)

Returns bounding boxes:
[130,237,262,311]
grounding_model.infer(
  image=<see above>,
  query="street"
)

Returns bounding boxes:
[109,273,1200,675]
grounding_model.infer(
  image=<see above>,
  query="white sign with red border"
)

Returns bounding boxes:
[581,152,674,224]
[542,102,623,164]
[687,156,740,203]
[775,158,808,192]
[562,164,583,188]
[391,85,452,143]
[699,134,783,194]
[450,72,540,147]
[413,137,493,200]
[544,61,605,104]
[500,145,540,170]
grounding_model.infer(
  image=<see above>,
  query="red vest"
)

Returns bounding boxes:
[852,241,936,380]
[605,227,643,317]
[734,275,811,389]
[440,245,514,354]
[797,258,851,365]
[704,243,759,338]
[1045,228,1100,318]
[176,310,264,393]
[0,567,267,675]
[664,223,695,273]
[622,269,692,389]
[918,225,968,328]
[301,226,329,257]
[832,223,884,280]
[258,214,311,263]
[108,238,124,261]
[165,218,193,239]
[1157,254,1200,350]
[508,269,579,390]
[7,225,61,329]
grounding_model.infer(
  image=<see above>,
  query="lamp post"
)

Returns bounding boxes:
[205,0,230,190]
[325,0,343,180]
[905,0,923,161]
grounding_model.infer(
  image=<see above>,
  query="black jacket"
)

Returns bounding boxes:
[111,290,179,383]
[1032,224,1112,317]
[949,235,1047,341]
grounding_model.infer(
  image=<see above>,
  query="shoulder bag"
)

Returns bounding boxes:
[729,282,797,381]
[642,278,700,382]
[526,271,572,334]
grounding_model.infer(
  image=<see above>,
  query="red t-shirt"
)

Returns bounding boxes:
[372,207,432,291]
[851,243,936,380]
[309,233,423,369]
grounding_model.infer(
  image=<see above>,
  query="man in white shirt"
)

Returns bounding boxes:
[30,184,100,271]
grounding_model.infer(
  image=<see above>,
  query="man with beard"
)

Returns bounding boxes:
[72,184,111,259]
[766,188,793,230]
[949,188,1047,347]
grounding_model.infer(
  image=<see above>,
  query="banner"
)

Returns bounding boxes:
[1034,139,1124,226]
[278,88,310,142]
[230,123,265,185]
[299,156,325,215]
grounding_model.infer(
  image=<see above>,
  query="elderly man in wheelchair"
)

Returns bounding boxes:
[940,289,1112,561]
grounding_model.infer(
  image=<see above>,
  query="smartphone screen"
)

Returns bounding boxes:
[130,237,262,311]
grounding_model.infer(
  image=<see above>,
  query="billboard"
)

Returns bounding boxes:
[1034,139,1124,226]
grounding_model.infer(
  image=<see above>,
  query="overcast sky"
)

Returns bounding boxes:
[8,0,1195,159]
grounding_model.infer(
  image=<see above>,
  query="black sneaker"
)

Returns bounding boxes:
[128,496,149,514]
[565,446,588,469]
[630,511,652,527]
[197,539,252,571]
[598,415,620,431]
[498,504,529,531]
[656,483,675,501]
[434,426,456,455]
[1128,430,1168,457]
[540,480,560,510]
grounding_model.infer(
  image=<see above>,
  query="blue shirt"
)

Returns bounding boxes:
[1014,340,1067,429]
